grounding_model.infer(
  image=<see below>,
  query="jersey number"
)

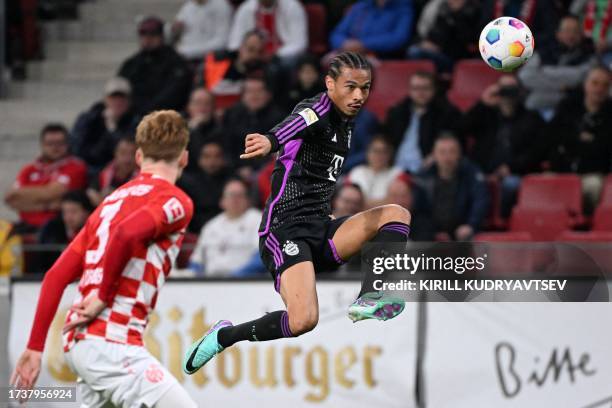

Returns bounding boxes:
[85,200,124,264]
[327,154,345,182]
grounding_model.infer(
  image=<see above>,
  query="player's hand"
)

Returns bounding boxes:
[10,348,42,400]
[62,294,107,334]
[240,133,271,160]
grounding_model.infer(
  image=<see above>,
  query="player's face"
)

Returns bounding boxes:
[41,131,69,162]
[327,67,371,117]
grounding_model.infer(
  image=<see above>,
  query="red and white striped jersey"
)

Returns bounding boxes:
[62,173,193,351]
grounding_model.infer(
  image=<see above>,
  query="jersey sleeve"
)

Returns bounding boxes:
[26,228,87,351]
[265,93,332,152]
[145,191,194,238]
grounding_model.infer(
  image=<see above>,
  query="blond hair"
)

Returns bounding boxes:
[136,110,189,162]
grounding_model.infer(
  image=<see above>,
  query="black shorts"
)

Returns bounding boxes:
[259,216,350,292]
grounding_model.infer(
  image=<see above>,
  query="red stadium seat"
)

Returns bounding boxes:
[517,174,584,226]
[557,230,612,242]
[214,93,241,111]
[509,206,571,241]
[597,175,612,206]
[473,231,532,242]
[592,206,612,231]
[366,60,435,121]
[305,4,328,55]
[483,178,508,230]
[447,59,505,112]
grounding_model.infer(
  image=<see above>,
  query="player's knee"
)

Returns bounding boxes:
[288,310,318,336]
[380,204,411,226]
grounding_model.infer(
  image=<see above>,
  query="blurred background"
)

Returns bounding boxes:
[1,0,612,406]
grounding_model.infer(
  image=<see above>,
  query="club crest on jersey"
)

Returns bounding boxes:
[283,240,300,256]
[298,108,319,126]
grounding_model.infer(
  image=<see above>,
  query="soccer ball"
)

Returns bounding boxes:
[479,17,534,72]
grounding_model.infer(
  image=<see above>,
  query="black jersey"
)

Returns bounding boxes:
[259,92,354,236]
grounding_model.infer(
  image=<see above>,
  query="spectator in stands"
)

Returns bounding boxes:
[179,140,234,232]
[86,137,139,206]
[5,124,87,232]
[480,0,562,50]
[287,55,326,108]
[332,183,365,218]
[221,76,284,169]
[385,175,436,241]
[547,66,612,212]
[184,88,219,171]
[189,178,262,276]
[407,0,480,72]
[385,71,462,174]
[172,0,233,63]
[463,75,546,217]
[344,107,380,172]
[36,191,93,273]
[347,135,402,208]
[330,0,414,58]
[227,0,308,63]
[519,15,595,116]
[71,77,138,172]
[413,133,489,241]
[5,0,27,80]
[570,0,612,66]
[118,16,192,115]
[200,30,267,95]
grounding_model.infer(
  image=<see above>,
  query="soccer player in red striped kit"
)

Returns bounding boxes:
[11,111,198,407]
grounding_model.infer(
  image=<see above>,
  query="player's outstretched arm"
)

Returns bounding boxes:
[12,235,86,396]
[240,133,272,160]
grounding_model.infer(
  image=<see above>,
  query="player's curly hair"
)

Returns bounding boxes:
[328,51,371,80]
[136,110,189,162]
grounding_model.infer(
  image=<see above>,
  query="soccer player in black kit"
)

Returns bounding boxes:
[183,52,411,374]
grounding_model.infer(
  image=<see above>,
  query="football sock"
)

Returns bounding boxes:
[217,311,293,348]
[358,221,410,298]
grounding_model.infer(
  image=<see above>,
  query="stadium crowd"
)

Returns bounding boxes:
[3,0,612,277]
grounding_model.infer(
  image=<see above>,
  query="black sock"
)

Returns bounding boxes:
[359,221,410,297]
[217,310,293,348]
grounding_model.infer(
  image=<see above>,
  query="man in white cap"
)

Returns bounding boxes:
[71,77,139,172]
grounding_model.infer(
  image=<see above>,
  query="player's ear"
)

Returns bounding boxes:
[325,75,335,92]
[178,149,188,169]
[135,148,143,167]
